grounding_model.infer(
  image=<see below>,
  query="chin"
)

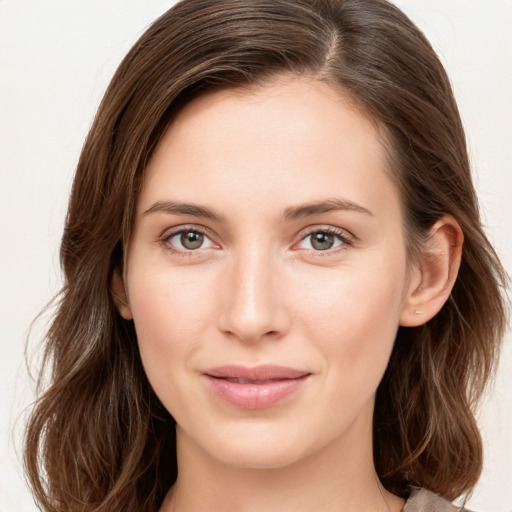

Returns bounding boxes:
[210,438,307,470]
[178,417,316,470]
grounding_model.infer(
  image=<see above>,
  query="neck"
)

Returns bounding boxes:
[160,412,404,512]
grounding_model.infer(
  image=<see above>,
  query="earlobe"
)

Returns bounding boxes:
[111,270,133,320]
[400,216,463,327]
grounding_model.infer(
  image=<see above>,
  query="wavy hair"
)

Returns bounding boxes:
[24,0,508,510]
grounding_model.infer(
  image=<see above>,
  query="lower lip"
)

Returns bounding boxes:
[204,375,310,410]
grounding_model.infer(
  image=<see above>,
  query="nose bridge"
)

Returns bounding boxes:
[218,240,288,342]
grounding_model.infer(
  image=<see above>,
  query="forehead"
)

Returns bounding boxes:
[138,77,400,224]
[157,77,385,160]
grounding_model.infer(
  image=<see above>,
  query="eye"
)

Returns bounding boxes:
[296,228,352,252]
[163,228,217,253]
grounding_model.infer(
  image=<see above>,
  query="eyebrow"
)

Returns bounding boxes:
[143,197,373,223]
[144,200,226,223]
[282,198,373,220]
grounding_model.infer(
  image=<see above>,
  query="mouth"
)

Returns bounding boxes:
[203,365,311,410]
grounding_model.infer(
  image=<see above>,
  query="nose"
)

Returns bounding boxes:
[217,244,291,343]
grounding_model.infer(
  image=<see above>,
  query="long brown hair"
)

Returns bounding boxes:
[24,0,508,510]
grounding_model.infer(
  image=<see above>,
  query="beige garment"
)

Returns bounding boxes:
[403,488,472,512]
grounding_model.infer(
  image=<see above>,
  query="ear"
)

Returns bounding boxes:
[111,269,133,320]
[400,216,463,327]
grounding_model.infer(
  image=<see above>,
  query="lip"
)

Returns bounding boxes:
[203,365,311,410]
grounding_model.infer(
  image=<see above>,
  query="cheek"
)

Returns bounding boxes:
[127,267,221,424]
[130,262,214,338]
[292,255,406,383]
[126,264,217,399]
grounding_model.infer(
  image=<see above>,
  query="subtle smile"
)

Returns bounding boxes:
[203,365,311,410]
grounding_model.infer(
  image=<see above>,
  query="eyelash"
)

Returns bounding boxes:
[159,225,354,258]
[160,225,215,258]
[296,227,354,256]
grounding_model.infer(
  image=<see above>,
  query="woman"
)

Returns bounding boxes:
[24,0,508,511]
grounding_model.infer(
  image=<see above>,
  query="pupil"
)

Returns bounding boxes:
[181,231,203,249]
[312,232,334,250]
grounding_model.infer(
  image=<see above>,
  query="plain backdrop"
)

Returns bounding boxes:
[1,1,511,511]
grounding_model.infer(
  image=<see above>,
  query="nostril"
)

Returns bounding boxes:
[216,265,291,342]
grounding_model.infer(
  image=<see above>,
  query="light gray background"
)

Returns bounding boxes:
[1,1,511,511]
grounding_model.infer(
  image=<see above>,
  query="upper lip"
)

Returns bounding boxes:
[204,365,310,381]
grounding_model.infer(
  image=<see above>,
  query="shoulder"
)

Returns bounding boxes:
[403,487,474,512]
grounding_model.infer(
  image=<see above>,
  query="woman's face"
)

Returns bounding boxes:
[120,78,417,469]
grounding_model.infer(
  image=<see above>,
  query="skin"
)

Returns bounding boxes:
[113,77,462,512]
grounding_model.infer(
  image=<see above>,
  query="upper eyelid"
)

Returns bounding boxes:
[161,224,215,240]
[160,224,353,236]
[296,225,355,242]
[159,225,219,252]
[159,224,355,249]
